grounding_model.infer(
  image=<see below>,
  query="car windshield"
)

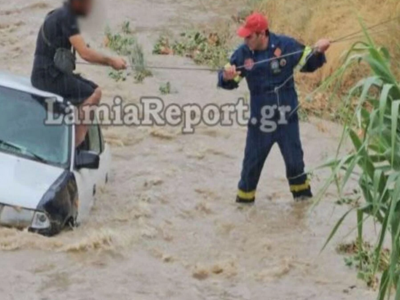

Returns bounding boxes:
[0,86,71,167]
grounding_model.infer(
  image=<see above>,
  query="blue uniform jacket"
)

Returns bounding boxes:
[218,32,326,122]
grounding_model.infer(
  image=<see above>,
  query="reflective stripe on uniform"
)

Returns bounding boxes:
[290,180,311,193]
[237,189,256,200]
[225,63,243,83]
[295,46,313,71]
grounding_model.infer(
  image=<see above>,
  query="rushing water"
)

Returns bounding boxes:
[0,0,377,299]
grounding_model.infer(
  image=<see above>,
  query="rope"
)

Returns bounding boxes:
[235,49,306,71]
[75,15,399,128]
[76,61,217,71]
[76,15,400,72]
[285,17,400,118]
[332,28,393,43]
[74,16,399,182]
[330,15,400,43]
[260,17,400,182]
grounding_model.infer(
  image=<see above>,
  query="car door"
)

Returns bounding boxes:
[73,125,110,221]
[72,125,98,221]
[88,124,111,192]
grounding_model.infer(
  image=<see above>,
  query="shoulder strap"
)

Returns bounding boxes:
[40,23,55,49]
[40,10,77,57]
[40,9,57,49]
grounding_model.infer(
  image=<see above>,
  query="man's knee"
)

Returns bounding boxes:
[92,87,102,105]
[80,88,101,107]
[94,87,102,99]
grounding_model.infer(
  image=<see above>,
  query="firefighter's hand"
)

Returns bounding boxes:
[223,65,241,81]
[314,39,330,53]
[110,57,128,70]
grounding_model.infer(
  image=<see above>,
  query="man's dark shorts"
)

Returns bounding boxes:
[31,72,98,106]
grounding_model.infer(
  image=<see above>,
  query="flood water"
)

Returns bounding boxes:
[0,0,376,299]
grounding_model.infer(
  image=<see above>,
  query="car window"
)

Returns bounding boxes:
[0,86,70,167]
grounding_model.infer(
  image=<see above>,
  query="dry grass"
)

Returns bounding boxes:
[225,0,400,119]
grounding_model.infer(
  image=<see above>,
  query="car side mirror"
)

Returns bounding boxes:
[75,150,100,170]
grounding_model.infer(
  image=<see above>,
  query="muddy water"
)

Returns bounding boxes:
[0,0,376,299]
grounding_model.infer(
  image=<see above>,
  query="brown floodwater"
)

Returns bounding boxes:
[0,0,377,299]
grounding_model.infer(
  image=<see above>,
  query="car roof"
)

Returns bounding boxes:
[0,71,64,102]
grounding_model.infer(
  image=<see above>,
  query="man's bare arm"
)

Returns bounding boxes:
[70,34,127,70]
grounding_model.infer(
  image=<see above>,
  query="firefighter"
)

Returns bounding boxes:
[218,12,330,203]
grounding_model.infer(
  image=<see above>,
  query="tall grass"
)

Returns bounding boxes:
[105,23,152,83]
[318,22,400,299]
[250,0,400,119]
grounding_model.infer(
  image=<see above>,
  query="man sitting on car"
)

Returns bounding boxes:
[31,0,127,147]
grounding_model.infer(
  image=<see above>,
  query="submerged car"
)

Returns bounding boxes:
[0,72,111,236]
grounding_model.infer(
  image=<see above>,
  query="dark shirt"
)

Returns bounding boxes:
[32,2,80,78]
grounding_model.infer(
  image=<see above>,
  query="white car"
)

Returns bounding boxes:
[0,72,111,236]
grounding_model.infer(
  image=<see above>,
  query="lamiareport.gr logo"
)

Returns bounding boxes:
[45,96,294,133]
